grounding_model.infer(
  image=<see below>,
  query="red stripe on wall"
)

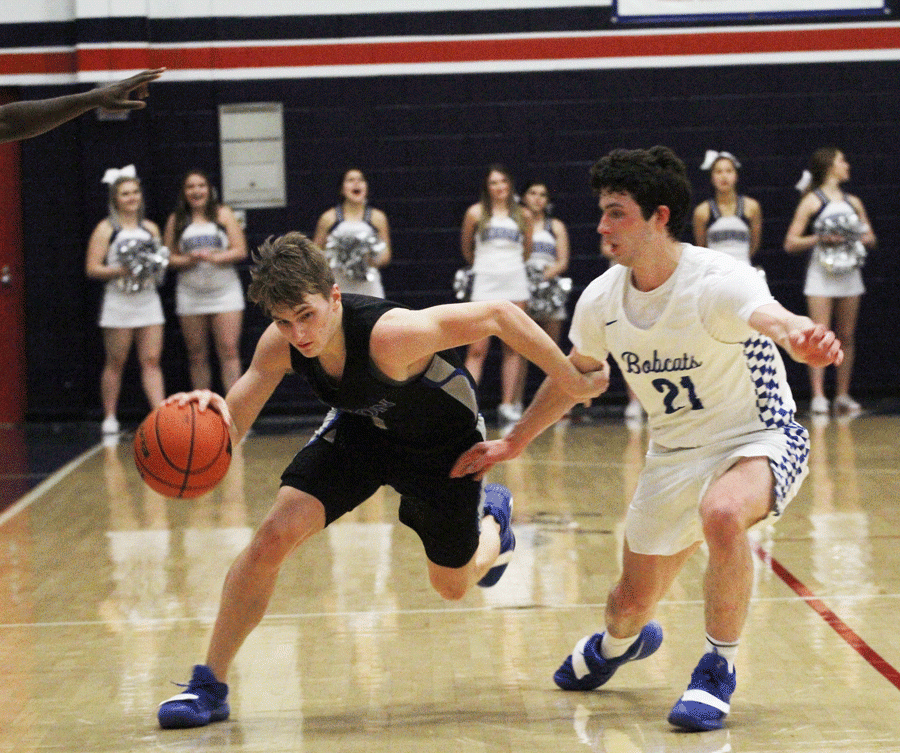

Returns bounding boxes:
[93,26,900,70]
[3,25,900,76]
[0,50,75,74]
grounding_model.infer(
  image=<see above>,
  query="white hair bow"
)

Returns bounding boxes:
[701,150,741,170]
[102,164,137,184]
[795,170,812,192]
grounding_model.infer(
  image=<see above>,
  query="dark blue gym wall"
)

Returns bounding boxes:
[19,60,900,421]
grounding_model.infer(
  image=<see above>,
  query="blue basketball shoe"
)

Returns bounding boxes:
[554,621,664,691]
[158,664,230,729]
[478,483,515,587]
[668,652,737,731]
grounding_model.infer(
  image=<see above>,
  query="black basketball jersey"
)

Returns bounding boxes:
[289,294,480,446]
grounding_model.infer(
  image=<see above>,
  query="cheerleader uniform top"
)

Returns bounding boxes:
[470,214,529,301]
[705,196,752,264]
[175,220,245,315]
[326,204,386,298]
[526,218,568,320]
[529,218,558,265]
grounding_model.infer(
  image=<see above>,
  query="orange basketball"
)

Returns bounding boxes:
[133,402,232,499]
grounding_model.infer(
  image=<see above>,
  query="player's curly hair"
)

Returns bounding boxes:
[248,232,335,316]
[590,145,692,239]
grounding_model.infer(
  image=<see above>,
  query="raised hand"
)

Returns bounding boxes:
[94,68,165,112]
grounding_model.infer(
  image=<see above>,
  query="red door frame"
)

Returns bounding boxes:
[0,88,26,424]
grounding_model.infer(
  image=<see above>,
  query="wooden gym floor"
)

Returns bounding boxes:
[0,408,898,752]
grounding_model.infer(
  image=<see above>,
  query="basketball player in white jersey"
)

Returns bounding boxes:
[452,146,844,732]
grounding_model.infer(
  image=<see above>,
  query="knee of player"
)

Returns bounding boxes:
[250,518,305,565]
[701,501,748,547]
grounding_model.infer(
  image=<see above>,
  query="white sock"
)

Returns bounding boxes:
[706,634,739,673]
[600,630,639,660]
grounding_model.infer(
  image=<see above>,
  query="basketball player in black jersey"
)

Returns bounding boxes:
[157,231,606,729]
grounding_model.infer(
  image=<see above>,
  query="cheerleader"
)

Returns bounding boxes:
[784,148,876,416]
[313,168,392,298]
[165,170,248,392]
[692,150,762,265]
[85,166,166,434]
[460,164,533,425]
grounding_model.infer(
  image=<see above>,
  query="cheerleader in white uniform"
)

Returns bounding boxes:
[313,168,392,297]
[460,164,533,424]
[85,167,166,434]
[165,170,247,392]
[784,148,876,416]
[693,150,762,266]
[515,181,571,417]
[521,181,571,339]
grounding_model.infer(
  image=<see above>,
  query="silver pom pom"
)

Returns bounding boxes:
[116,238,170,293]
[453,267,474,301]
[325,230,386,281]
[813,214,867,274]
[526,258,571,318]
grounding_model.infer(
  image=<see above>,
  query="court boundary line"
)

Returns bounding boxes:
[5,591,900,630]
[752,542,900,691]
[0,443,104,528]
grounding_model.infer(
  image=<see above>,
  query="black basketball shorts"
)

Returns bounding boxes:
[280,411,485,569]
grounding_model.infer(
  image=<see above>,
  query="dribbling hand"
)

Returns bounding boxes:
[164,390,233,428]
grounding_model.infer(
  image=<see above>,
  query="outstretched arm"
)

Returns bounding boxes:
[451,349,609,480]
[0,68,164,143]
[372,300,607,402]
[749,301,843,367]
